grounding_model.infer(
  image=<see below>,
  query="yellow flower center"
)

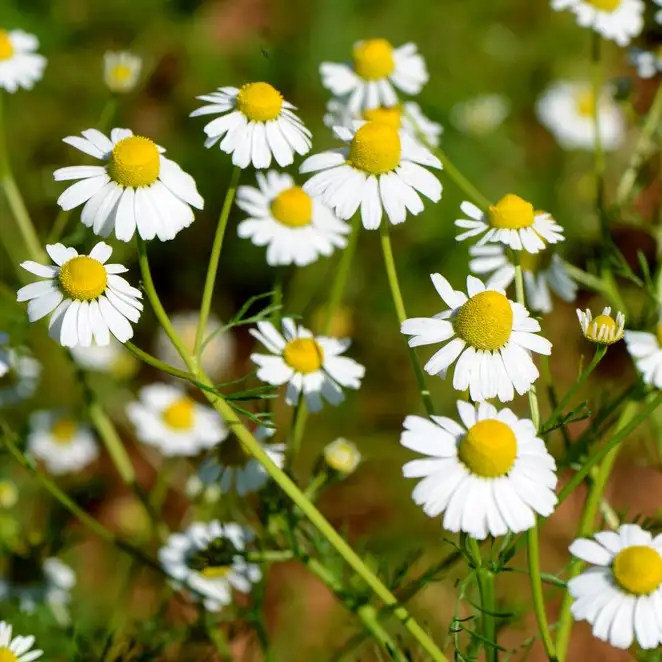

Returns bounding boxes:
[283,338,324,374]
[216,435,249,468]
[271,187,313,228]
[325,440,359,473]
[0,31,13,61]
[51,419,77,444]
[584,314,616,343]
[110,64,133,84]
[459,419,517,478]
[236,82,283,122]
[348,122,401,175]
[58,256,108,301]
[108,136,160,188]
[488,194,535,230]
[353,39,395,80]
[0,648,18,662]
[200,565,231,579]
[576,90,597,118]
[612,546,662,595]
[657,323,662,347]
[362,105,402,130]
[454,291,513,351]
[162,397,195,430]
[587,0,622,12]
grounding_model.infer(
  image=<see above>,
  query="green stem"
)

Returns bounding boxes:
[289,397,309,467]
[124,341,194,382]
[379,222,435,416]
[88,399,135,484]
[194,166,241,361]
[467,538,498,662]
[561,262,606,294]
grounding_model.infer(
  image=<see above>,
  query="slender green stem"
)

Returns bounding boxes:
[88,399,135,484]
[379,222,435,415]
[467,538,498,662]
[561,262,605,294]
[289,397,309,467]
[194,166,241,361]
[124,341,194,382]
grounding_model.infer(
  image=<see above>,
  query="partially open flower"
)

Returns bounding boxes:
[324,438,361,475]
[577,307,624,345]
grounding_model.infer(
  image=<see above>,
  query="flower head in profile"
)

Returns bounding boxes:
[577,307,624,345]
[17,242,142,348]
[127,384,227,457]
[0,333,40,407]
[190,82,311,169]
[450,94,510,136]
[469,244,577,314]
[401,274,552,402]
[250,319,365,412]
[402,401,557,539]
[54,128,203,241]
[300,121,441,230]
[568,523,662,649]
[27,410,98,475]
[159,521,261,612]
[320,40,428,112]
[0,29,46,93]
[0,621,43,661]
[324,438,361,475]
[236,170,349,267]
[455,196,564,253]
[536,81,624,151]
[103,51,142,93]
[625,320,662,388]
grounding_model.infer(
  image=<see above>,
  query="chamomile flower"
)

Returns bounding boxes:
[323,99,443,147]
[324,438,361,475]
[625,324,662,388]
[17,242,142,347]
[198,426,285,496]
[127,384,227,457]
[0,29,46,93]
[469,244,577,314]
[655,0,662,23]
[455,196,564,253]
[300,121,442,230]
[630,48,662,79]
[70,337,137,377]
[551,0,644,46]
[450,94,511,136]
[103,51,142,93]
[536,81,625,151]
[401,274,552,402]
[320,40,428,112]
[159,520,261,612]
[0,621,43,661]
[27,411,98,475]
[401,401,558,539]
[190,82,311,169]
[54,128,203,241]
[236,170,349,266]
[0,333,40,406]
[577,307,625,345]
[568,523,662,649]
[250,319,365,412]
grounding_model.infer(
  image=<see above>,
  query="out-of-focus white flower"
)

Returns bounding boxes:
[0,333,40,407]
[70,337,137,377]
[324,438,361,475]
[450,94,510,136]
[0,620,43,661]
[630,48,662,79]
[625,322,662,388]
[0,29,46,93]
[103,51,142,93]
[655,0,662,23]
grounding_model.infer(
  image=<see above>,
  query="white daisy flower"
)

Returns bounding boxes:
[236,170,349,267]
[0,29,46,93]
[0,333,40,406]
[198,426,285,496]
[630,48,662,79]
[320,40,428,112]
[53,128,203,242]
[250,319,365,412]
[300,120,442,230]
[127,383,227,457]
[577,307,625,345]
[70,337,136,377]
[27,411,98,475]
[323,99,443,148]
[469,244,577,314]
[450,94,511,137]
[401,274,552,402]
[158,520,261,612]
[568,523,662,650]
[324,438,361,475]
[552,0,643,46]
[401,401,558,539]
[17,242,143,348]
[0,621,43,662]
[190,82,311,169]
[625,323,662,389]
[103,51,142,93]
[455,195,565,254]
[536,81,625,151]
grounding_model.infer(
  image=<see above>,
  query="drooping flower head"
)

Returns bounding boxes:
[0,29,46,93]
[577,306,625,345]
[103,51,142,94]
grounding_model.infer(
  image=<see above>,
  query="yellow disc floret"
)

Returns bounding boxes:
[271,187,313,227]
[200,566,231,579]
[362,106,402,130]
[51,419,77,444]
[587,0,622,12]
[108,136,160,188]
[459,419,517,478]
[353,39,395,80]
[236,82,283,122]
[576,90,597,118]
[348,122,401,175]
[488,194,535,230]
[0,31,13,61]
[283,338,324,374]
[613,546,662,595]
[454,291,513,351]
[0,648,18,662]
[58,256,107,301]
[162,397,195,430]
